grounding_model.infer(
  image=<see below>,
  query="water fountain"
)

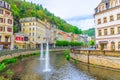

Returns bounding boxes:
[40,42,44,60]
[44,41,51,72]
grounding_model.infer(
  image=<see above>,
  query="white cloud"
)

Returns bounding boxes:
[26,0,101,19]
[67,18,95,30]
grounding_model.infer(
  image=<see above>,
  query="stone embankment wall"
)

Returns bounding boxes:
[70,49,120,69]
[0,50,39,63]
[0,49,66,63]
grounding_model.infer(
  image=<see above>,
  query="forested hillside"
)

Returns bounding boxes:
[83,28,95,36]
[3,0,82,34]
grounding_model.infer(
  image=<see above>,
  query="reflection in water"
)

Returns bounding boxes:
[2,52,120,80]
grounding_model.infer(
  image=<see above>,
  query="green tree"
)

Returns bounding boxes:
[3,0,83,34]
[13,26,18,33]
[89,40,95,47]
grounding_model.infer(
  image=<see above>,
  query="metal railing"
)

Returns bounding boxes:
[0,47,69,56]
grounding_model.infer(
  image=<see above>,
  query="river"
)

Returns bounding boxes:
[3,52,120,80]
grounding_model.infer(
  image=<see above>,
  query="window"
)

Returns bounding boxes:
[0,36,1,42]
[5,11,10,16]
[7,27,12,32]
[117,14,120,20]
[110,28,114,35]
[99,7,101,12]
[0,9,3,14]
[29,28,31,31]
[33,28,34,31]
[104,44,107,49]
[115,1,118,6]
[33,39,34,41]
[98,19,101,24]
[118,42,120,49]
[33,33,34,36]
[98,30,102,36]
[29,23,31,25]
[104,29,107,35]
[0,27,2,31]
[0,1,2,5]
[0,18,3,23]
[110,15,114,21]
[118,27,120,34]
[7,19,12,24]
[5,36,9,42]
[29,33,31,36]
[102,6,104,10]
[103,17,107,23]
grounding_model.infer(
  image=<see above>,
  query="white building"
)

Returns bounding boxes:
[95,0,120,51]
[78,34,91,43]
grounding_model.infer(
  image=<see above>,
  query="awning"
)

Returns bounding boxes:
[99,41,108,44]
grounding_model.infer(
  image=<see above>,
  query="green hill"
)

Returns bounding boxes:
[3,0,82,34]
[83,28,95,37]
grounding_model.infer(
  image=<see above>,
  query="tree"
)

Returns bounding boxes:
[13,26,18,33]
[89,40,95,47]
[4,0,83,34]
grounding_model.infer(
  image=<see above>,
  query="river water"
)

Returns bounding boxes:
[5,52,120,80]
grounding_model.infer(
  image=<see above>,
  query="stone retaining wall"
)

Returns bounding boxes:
[0,50,39,63]
[70,50,120,69]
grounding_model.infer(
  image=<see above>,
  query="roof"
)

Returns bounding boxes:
[101,0,110,3]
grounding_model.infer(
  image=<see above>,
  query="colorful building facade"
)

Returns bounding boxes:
[20,17,46,48]
[95,0,120,51]
[14,33,29,49]
[57,30,71,41]
[0,0,13,49]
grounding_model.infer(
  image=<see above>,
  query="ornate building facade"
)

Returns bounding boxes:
[20,17,46,48]
[0,0,13,49]
[95,0,120,51]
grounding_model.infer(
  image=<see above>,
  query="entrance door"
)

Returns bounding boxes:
[100,44,104,51]
[111,42,115,51]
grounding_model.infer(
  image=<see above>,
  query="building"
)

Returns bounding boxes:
[71,34,78,42]
[20,17,46,48]
[95,0,120,51]
[0,0,13,49]
[78,34,91,43]
[49,22,57,47]
[14,33,29,49]
[57,30,71,41]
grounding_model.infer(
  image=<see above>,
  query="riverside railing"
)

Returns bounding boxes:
[71,49,120,57]
[0,47,69,56]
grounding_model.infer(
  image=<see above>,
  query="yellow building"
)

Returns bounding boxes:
[0,0,13,49]
[14,33,29,49]
[20,17,46,48]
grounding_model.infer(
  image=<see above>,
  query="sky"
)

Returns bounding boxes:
[26,0,101,30]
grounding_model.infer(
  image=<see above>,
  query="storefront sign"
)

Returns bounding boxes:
[99,41,108,44]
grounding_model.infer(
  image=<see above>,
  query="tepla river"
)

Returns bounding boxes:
[2,52,120,80]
